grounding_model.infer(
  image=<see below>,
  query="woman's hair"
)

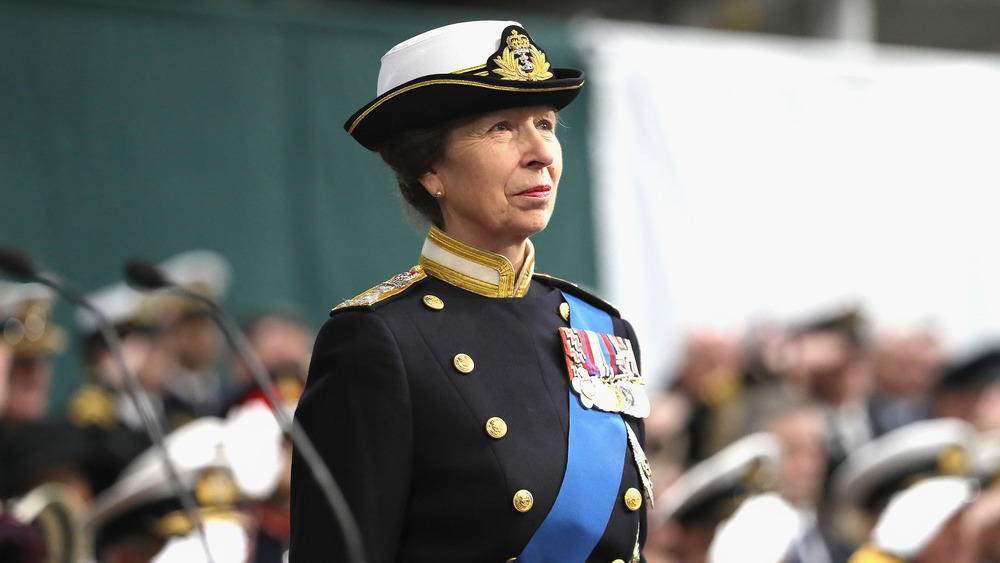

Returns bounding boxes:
[377,123,452,228]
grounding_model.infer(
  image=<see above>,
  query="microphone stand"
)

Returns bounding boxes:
[125,259,367,563]
[0,248,215,563]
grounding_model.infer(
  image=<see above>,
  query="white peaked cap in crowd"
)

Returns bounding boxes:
[0,280,55,316]
[151,518,250,563]
[707,492,804,563]
[87,417,231,530]
[377,20,520,95]
[830,418,976,513]
[90,408,285,526]
[657,432,782,522]
[76,281,148,335]
[870,476,978,559]
[88,408,287,559]
[158,249,231,302]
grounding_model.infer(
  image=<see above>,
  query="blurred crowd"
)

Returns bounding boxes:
[0,250,313,563]
[644,308,1000,562]
[3,248,1000,562]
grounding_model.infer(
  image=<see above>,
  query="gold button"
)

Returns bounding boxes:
[612,560,625,563]
[506,559,516,563]
[624,488,642,511]
[422,294,444,310]
[486,417,507,439]
[513,489,533,512]
[559,301,570,322]
[453,353,475,374]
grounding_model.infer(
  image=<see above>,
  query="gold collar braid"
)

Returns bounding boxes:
[418,227,534,298]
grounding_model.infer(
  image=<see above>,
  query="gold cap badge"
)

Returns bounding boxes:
[490,28,553,81]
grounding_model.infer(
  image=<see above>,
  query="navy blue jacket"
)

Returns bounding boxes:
[290,271,647,562]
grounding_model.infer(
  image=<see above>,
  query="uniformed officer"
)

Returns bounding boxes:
[156,249,231,427]
[846,476,978,563]
[290,19,651,562]
[86,416,254,563]
[828,417,976,549]
[0,281,67,424]
[653,432,783,562]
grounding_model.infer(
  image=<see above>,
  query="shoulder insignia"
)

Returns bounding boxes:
[333,266,427,312]
[534,273,620,317]
[66,384,118,429]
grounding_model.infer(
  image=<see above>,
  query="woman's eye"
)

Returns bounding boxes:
[491,122,510,133]
[537,119,555,132]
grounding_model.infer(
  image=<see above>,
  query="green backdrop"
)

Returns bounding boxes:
[0,0,597,411]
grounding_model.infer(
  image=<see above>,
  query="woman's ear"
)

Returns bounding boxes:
[419,169,443,198]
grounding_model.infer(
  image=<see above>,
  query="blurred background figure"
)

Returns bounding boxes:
[662,327,747,466]
[652,432,782,563]
[828,417,976,551]
[780,307,876,471]
[68,281,172,435]
[846,476,978,563]
[155,250,231,429]
[866,326,944,436]
[224,306,312,412]
[86,417,251,563]
[965,430,1000,562]
[931,345,1000,432]
[754,400,853,563]
[0,281,67,425]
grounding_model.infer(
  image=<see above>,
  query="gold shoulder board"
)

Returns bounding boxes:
[67,384,117,429]
[333,266,427,311]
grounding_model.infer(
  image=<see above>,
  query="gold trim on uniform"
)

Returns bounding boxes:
[422,295,444,310]
[938,444,967,475]
[513,489,533,512]
[486,417,507,439]
[624,488,642,511]
[453,353,475,374]
[419,227,534,298]
[66,384,118,429]
[334,266,427,310]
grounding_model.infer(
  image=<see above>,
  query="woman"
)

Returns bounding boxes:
[290,20,651,562]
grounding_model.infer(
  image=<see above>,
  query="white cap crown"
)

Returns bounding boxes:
[377,20,520,95]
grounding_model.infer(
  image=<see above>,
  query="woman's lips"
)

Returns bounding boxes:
[516,185,552,198]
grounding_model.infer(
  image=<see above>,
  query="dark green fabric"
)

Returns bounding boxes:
[0,0,596,412]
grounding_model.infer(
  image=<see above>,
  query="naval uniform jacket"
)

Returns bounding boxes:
[290,227,648,562]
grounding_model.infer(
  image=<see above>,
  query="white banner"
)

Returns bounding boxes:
[577,20,1000,388]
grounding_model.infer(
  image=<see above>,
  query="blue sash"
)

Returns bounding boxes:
[517,292,628,562]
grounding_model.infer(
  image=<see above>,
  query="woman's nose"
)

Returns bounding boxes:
[520,126,556,170]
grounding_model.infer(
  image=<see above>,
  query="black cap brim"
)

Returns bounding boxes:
[345,68,584,151]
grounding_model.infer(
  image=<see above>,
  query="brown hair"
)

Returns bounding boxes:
[377,123,452,228]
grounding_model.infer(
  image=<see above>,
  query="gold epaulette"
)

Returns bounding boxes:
[66,383,118,429]
[333,266,427,311]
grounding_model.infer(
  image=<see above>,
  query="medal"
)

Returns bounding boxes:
[559,327,648,419]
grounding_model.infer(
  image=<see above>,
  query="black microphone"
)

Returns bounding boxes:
[0,247,39,280]
[0,247,215,563]
[124,258,368,563]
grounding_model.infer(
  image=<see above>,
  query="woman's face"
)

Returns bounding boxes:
[421,105,562,253]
